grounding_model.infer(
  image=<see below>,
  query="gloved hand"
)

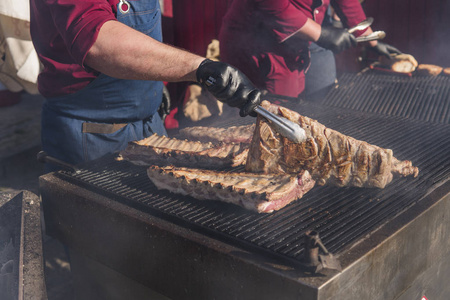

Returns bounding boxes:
[316,26,357,54]
[196,59,261,117]
[369,41,401,58]
[157,85,171,122]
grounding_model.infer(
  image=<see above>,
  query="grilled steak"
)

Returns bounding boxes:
[147,166,315,213]
[118,133,249,168]
[179,125,255,144]
[246,101,419,188]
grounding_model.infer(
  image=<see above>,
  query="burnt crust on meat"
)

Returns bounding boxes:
[147,166,315,213]
[245,101,419,189]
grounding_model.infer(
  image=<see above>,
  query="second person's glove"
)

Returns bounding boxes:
[316,26,357,54]
[196,59,261,117]
[369,41,401,58]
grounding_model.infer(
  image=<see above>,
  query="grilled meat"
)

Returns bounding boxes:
[246,101,419,188]
[443,67,450,76]
[179,125,255,144]
[118,133,248,168]
[416,64,443,76]
[378,53,418,73]
[121,100,419,213]
[147,166,315,213]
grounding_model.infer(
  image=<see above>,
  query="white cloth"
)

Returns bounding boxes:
[0,0,40,94]
[0,0,30,21]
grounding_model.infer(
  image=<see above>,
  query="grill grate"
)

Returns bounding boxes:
[319,71,450,124]
[55,98,450,265]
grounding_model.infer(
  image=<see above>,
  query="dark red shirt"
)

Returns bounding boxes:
[219,0,367,97]
[222,0,367,43]
[30,0,119,97]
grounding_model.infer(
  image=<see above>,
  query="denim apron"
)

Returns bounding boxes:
[41,0,166,170]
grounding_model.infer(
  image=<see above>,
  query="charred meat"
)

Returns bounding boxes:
[246,101,419,188]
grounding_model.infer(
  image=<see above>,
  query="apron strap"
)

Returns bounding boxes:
[82,122,128,134]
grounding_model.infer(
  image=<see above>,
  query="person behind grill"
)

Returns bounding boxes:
[30,0,261,174]
[29,0,261,299]
[219,0,401,101]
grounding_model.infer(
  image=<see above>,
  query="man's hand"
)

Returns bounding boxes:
[196,59,261,117]
[316,27,357,54]
[369,41,401,58]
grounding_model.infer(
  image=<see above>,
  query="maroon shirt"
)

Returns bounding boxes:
[30,0,119,97]
[219,0,367,97]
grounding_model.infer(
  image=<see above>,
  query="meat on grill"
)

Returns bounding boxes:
[118,133,248,168]
[120,101,419,212]
[147,166,315,213]
[246,101,419,188]
[179,125,255,144]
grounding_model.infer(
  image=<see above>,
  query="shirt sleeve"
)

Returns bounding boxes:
[331,0,367,36]
[256,0,309,42]
[45,0,117,67]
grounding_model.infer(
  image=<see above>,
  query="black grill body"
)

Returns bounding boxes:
[40,72,450,300]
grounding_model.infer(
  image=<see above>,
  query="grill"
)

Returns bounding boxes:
[318,70,450,124]
[40,71,450,300]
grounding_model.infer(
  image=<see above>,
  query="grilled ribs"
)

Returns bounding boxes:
[179,125,255,144]
[147,166,315,213]
[118,133,248,168]
[246,101,419,188]
[120,101,419,213]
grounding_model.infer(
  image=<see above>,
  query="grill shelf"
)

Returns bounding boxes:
[53,86,450,267]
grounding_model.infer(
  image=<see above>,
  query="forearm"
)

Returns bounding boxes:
[85,20,204,82]
[282,18,321,43]
[288,18,378,48]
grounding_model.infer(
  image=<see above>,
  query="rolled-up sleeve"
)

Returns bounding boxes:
[256,0,309,42]
[331,0,367,35]
[45,0,117,66]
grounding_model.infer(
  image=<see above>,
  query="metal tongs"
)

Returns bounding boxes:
[348,17,386,43]
[253,105,307,143]
[348,17,373,34]
[356,31,386,42]
[202,74,306,143]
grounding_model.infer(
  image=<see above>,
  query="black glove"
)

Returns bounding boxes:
[369,41,401,58]
[158,85,171,122]
[196,59,261,117]
[316,26,357,54]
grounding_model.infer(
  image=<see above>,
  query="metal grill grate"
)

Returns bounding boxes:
[319,71,450,124]
[55,98,450,265]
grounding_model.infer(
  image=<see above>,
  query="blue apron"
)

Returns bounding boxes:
[41,0,166,170]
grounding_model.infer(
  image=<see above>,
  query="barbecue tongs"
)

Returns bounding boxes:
[348,17,386,43]
[203,75,307,143]
[253,105,307,143]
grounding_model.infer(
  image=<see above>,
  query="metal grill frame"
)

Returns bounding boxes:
[40,71,450,299]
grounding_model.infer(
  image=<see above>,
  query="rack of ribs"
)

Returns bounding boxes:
[117,133,249,168]
[179,124,255,144]
[246,101,419,188]
[147,166,314,213]
[119,101,419,212]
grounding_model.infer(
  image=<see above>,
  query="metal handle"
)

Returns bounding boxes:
[37,151,80,173]
[254,106,307,143]
[356,31,386,42]
[348,17,373,34]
